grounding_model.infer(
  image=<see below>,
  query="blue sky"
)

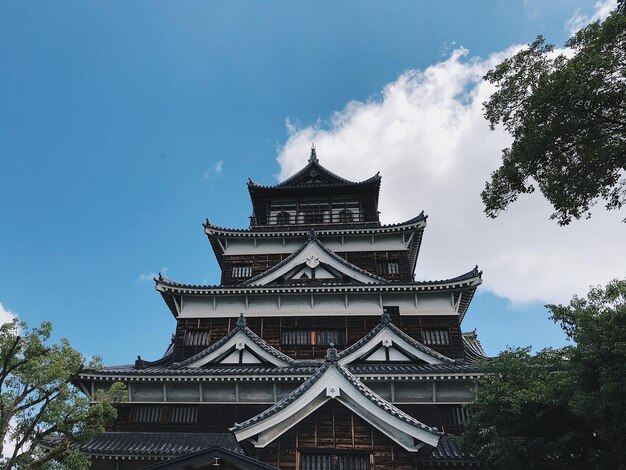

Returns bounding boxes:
[1,0,620,364]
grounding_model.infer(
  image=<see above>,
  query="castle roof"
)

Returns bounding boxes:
[155,266,482,320]
[241,233,388,286]
[247,147,381,191]
[174,313,296,368]
[230,348,442,452]
[338,312,456,365]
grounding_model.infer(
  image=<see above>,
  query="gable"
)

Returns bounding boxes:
[338,318,455,366]
[231,362,440,451]
[244,237,386,287]
[177,319,295,369]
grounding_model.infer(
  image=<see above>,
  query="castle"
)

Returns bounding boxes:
[77,148,485,469]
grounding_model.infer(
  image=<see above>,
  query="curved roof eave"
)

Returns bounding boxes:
[156,266,481,293]
[155,267,482,318]
[241,234,388,286]
[246,155,381,190]
[230,354,441,450]
[203,212,427,238]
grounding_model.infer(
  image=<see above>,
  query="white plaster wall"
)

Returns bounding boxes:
[178,291,457,318]
[220,233,408,256]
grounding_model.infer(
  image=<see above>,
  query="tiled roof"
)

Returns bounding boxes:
[175,314,296,368]
[462,331,488,362]
[143,446,280,470]
[427,436,480,465]
[86,361,481,379]
[231,361,332,432]
[242,233,388,286]
[338,313,455,364]
[248,149,381,189]
[90,364,319,377]
[203,212,427,236]
[155,267,481,293]
[231,354,440,438]
[43,432,242,458]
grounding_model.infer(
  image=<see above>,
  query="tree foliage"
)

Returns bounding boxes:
[0,320,125,470]
[461,279,626,469]
[481,9,626,224]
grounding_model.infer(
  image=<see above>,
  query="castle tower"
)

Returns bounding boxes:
[77,148,485,469]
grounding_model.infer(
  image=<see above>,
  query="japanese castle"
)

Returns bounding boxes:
[78,148,487,469]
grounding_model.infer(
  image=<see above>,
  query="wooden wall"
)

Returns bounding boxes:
[173,315,464,362]
[252,400,430,469]
[220,250,412,286]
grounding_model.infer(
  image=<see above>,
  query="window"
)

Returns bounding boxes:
[300,453,370,470]
[422,329,451,345]
[440,405,471,427]
[130,405,162,423]
[184,329,210,347]
[338,209,353,222]
[387,261,399,274]
[304,209,324,224]
[231,265,252,278]
[376,261,400,276]
[382,306,400,317]
[281,329,342,346]
[276,211,291,225]
[130,405,198,424]
[168,405,198,423]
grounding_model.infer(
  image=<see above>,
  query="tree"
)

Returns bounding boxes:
[0,319,125,469]
[549,279,626,468]
[481,8,626,225]
[461,279,626,469]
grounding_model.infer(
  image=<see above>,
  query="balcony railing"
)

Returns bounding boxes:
[250,211,380,227]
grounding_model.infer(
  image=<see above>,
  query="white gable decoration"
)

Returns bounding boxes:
[243,236,387,286]
[231,359,441,452]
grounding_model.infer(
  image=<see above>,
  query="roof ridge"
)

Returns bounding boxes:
[231,358,440,439]
[175,315,296,368]
[337,313,456,364]
[242,234,387,286]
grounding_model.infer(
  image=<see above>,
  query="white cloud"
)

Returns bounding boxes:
[277,47,625,305]
[202,160,225,181]
[214,160,224,176]
[0,302,17,324]
[137,267,168,283]
[567,0,617,35]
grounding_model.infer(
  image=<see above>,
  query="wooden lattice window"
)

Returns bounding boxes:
[304,210,324,224]
[231,265,252,278]
[168,405,198,423]
[130,405,198,424]
[276,211,291,224]
[281,329,343,346]
[440,405,471,427]
[376,261,400,276]
[338,209,353,222]
[300,453,370,470]
[184,329,210,347]
[422,328,451,345]
[130,405,162,423]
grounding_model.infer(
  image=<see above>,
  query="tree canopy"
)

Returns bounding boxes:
[481,8,626,225]
[0,320,125,469]
[461,279,626,469]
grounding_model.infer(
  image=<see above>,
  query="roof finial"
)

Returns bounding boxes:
[326,343,338,362]
[309,143,318,163]
[237,313,246,328]
[134,355,146,369]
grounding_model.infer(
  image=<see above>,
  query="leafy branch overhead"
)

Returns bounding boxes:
[482,9,626,225]
[0,320,125,470]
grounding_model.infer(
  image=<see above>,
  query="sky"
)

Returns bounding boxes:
[0,0,623,365]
